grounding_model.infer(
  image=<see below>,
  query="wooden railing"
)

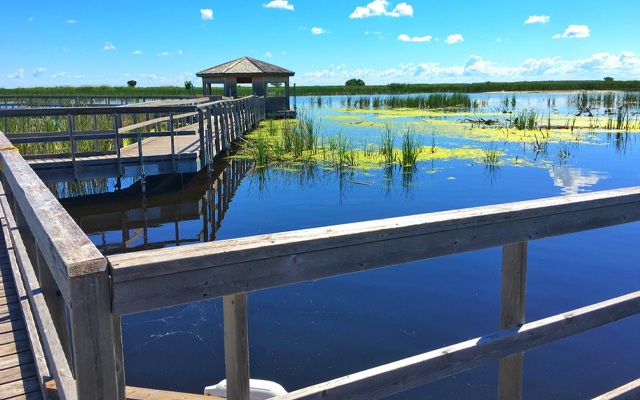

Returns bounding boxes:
[1,124,640,398]
[197,96,266,164]
[0,96,266,183]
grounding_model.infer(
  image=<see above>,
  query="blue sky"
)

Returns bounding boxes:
[3,0,640,88]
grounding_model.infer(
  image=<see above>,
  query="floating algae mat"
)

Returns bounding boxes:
[234,102,638,173]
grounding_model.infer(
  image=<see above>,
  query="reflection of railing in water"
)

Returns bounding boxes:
[61,158,252,255]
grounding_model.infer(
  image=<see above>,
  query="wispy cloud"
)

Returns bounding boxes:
[398,34,432,42]
[350,1,413,18]
[157,52,169,57]
[178,49,183,56]
[200,9,213,21]
[265,51,272,58]
[67,19,77,24]
[311,27,328,35]
[553,25,590,39]
[525,15,550,24]
[28,17,33,22]
[103,42,116,51]
[264,0,294,11]
[7,68,25,79]
[33,67,46,77]
[51,72,66,78]
[445,34,463,44]
[133,50,142,55]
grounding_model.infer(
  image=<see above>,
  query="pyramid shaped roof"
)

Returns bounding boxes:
[196,56,294,77]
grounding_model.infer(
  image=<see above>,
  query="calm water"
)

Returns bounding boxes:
[61,93,640,399]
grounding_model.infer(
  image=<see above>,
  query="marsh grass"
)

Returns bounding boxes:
[327,133,356,169]
[380,125,396,164]
[399,128,421,168]
[557,143,571,161]
[482,143,503,165]
[512,110,538,130]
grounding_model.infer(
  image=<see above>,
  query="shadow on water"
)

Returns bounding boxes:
[60,158,253,255]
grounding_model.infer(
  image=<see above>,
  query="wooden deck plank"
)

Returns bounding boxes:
[0,362,37,385]
[0,218,43,400]
[0,376,42,399]
[0,339,31,358]
[0,320,24,335]
[45,380,224,400]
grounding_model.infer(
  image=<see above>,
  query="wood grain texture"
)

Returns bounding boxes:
[223,293,250,400]
[498,242,528,400]
[0,134,107,282]
[110,186,640,315]
[0,185,76,399]
[45,380,224,400]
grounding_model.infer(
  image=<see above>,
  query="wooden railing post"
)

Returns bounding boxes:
[213,105,221,155]
[169,112,176,173]
[198,109,206,167]
[69,268,125,399]
[114,113,122,177]
[498,241,528,400]
[223,293,250,400]
[67,113,77,180]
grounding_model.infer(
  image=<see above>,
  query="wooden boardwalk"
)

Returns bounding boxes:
[0,219,43,400]
[4,95,265,183]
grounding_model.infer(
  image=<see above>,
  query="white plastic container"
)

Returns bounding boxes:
[204,379,287,399]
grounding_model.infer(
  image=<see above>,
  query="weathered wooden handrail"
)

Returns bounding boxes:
[109,186,640,314]
[0,105,196,117]
[0,133,123,399]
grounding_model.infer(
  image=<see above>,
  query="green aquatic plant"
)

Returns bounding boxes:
[399,128,421,168]
[380,125,396,164]
[483,143,503,166]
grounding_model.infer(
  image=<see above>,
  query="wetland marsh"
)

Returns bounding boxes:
[61,91,640,399]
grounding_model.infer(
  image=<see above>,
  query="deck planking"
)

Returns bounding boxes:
[0,227,43,400]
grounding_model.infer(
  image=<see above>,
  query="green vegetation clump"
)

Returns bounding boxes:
[345,79,365,87]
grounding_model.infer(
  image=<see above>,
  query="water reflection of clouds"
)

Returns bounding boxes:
[549,167,608,195]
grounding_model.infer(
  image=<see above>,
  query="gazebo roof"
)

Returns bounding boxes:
[196,56,294,77]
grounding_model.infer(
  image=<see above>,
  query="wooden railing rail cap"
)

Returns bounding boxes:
[109,185,640,284]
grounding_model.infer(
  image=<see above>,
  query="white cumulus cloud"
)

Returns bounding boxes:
[264,0,294,11]
[398,34,432,42]
[350,1,413,18]
[555,24,590,39]
[200,9,213,21]
[133,50,142,55]
[33,67,46,77]
[67,19,77,24]
[103,42,116,51]
[301,52,640,85]
[7,68,25,79]
[265,51,272,58]
[157,52,169,57]
[525,15,550,24]
[445,34,463,44]
[311,27,328,35]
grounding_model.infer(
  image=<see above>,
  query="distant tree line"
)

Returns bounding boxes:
[3,78,640,98]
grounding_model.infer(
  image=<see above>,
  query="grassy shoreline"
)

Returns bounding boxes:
[1,80,639,98]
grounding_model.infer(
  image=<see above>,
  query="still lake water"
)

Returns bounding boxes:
[61,93,640,399]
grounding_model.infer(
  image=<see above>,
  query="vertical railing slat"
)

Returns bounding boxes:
[223,293,250,400]
[498,241,528,400]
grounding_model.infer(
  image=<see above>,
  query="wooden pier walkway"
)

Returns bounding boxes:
[0,96,265,183]
[0,210,44,399]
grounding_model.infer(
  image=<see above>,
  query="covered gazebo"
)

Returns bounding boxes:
[196,56,295,115]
